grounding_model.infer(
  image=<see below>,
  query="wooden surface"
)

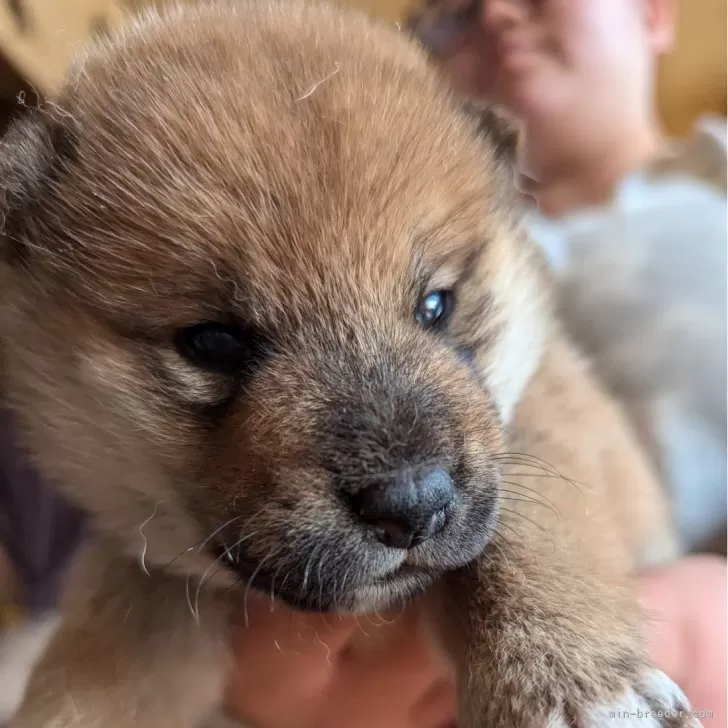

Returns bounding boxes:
[657,0,727,134]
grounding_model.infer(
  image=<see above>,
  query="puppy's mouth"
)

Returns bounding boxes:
[202,473,500,613]
[225,555,437,613]
[206,520,491,613]
[206,542,433,612]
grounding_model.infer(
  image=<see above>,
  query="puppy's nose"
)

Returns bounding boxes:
[350,467,454,549]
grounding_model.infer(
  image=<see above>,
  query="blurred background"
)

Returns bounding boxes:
[0,0,726,136]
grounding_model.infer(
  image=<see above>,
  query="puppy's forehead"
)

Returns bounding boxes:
[42,2,502,325]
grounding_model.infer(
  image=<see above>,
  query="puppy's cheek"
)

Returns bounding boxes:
[438,388,504,561]
[79,342,200,449]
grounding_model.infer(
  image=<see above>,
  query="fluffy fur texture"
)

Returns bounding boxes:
[0,1,694,726]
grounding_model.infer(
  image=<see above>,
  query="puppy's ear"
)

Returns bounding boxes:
[461,99,521,167]
[458,99,530,213]
[0,110,77,266]
[403,2,521,163]
[405,0,478,58]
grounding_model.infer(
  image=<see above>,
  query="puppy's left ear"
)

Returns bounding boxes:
[0,109,77,266]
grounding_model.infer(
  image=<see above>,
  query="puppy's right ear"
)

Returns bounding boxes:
[0,110,77,266]
[405,0,478,58]
[461,99,521,168]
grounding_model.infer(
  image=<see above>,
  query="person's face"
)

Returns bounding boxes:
[439,0,674,119]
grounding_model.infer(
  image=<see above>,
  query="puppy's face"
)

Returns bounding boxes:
[0,2,545,611]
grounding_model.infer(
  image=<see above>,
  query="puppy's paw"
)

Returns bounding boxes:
[549,669,701,728]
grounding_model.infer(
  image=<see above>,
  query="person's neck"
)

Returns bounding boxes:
[518,113,664,219]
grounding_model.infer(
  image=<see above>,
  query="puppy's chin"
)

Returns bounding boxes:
[227,558,439,613]
[210,504,498,613]
[285,565,438,614]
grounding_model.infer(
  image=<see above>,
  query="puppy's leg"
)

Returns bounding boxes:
[435,549,698,728]
[431,337,698,727]
[10,542,232,728]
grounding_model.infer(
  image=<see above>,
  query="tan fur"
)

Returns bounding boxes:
[0,2,691,727]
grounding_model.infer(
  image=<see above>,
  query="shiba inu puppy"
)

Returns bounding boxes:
[0,2,693,726]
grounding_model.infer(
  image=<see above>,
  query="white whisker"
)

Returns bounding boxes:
[198,515,245,552]
[243,548,278,628]
[194,531,258,621]
[138,500,164,576]
[185,574,198,625]
[314,630,333,666]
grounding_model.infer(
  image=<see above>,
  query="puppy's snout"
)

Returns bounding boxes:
[350,466,454,549]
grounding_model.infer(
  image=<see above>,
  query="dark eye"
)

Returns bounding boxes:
[415,290,453,329]
[175,323,257,372]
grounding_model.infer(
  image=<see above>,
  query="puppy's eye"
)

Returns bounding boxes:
[415,290,453,329]
[175,323,254,372]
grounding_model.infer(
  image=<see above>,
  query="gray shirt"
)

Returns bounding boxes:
[530,121,727,552]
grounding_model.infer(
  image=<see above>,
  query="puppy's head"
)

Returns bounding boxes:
[0,1,546,611]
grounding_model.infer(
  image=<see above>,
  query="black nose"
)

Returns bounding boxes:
[350,467,454,549]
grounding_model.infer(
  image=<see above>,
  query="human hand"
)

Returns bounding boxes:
[639,555,727,727]
[223,555,726,728]
[223,596,455,728]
